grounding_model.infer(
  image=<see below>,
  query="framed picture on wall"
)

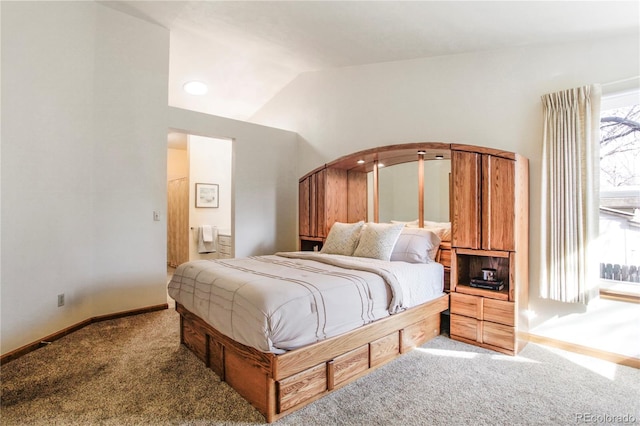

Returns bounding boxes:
[195,183,219,208]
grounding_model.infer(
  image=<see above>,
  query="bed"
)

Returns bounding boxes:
[168,222,450,422]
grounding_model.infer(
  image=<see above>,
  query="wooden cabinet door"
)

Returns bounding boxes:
[299,167,356,240]
[299,176,311,237]
[299,173,320,238]
[315,169,326,237]
[452,151,481,249]
[482,155,515,251]
[322,168,347,237]
[347,170,367,223]
[167,177,189,267]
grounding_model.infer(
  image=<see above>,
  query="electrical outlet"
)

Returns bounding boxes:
[57,294,65,307]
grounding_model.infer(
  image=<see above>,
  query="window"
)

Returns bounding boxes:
[598,89,640,298]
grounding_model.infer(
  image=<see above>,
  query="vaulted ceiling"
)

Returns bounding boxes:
[103,1,640,121]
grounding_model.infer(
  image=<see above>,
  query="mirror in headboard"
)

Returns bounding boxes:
[326,142,451,225]
[422,156,451,223]
[372,153,451,224]
[375,161,418,222]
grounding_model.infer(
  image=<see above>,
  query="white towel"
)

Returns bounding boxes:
[197,226,218,254]
[202,225,214,242]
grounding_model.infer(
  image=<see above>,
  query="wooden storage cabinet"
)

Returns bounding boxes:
[449,145,528,355]
[451,150,515,251]
[450,292,516,354]
[298,166,367,250]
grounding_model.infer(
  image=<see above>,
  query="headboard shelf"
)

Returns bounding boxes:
[326,142,452,173]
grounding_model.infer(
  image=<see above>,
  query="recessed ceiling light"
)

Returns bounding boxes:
[357,159,365,164]
[183,81,208,96]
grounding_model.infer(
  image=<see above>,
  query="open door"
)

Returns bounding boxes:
[167,177,189,267]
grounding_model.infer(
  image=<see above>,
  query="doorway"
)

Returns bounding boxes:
[166,132,233,274]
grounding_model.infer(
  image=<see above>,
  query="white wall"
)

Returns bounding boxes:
[250,35,640,328]
[1,2,169,354]
[168,107,299,259]
[188,135,232,260]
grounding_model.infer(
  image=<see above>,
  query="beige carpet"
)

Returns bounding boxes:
[1,309,639,425]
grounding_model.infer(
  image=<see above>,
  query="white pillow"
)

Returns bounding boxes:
[423,221,452,241]
[353,222,404,261]
[390,227,442,263]
[424,220,451,228]
[320,221,364,255]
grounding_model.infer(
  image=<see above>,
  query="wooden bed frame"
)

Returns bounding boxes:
[176,292,449,423]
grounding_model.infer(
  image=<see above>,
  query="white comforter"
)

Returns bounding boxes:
[168,252,443,353]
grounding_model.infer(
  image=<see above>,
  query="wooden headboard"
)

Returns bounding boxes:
[299,143,451,246]
[298,143,455,290]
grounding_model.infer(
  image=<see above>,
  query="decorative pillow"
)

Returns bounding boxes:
[353,222,405,261]
[423,221,452,241]
[320,221,364,255]
[390,227,442,263]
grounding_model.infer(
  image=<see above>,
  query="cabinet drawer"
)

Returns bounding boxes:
[207,337,224,379]
[332,345,369,387]
[278,363,327,412]
[402,316,440,352]
[370,332,400,367]
[450,292,482,319]
[482,321,515,352]
[483,298,514,326]
[218,234,231,246]
[450,314,480,342]
[181,316,207,363]
[218,244,232,255]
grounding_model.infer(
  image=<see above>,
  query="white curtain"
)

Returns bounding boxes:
[540,85,601,304]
